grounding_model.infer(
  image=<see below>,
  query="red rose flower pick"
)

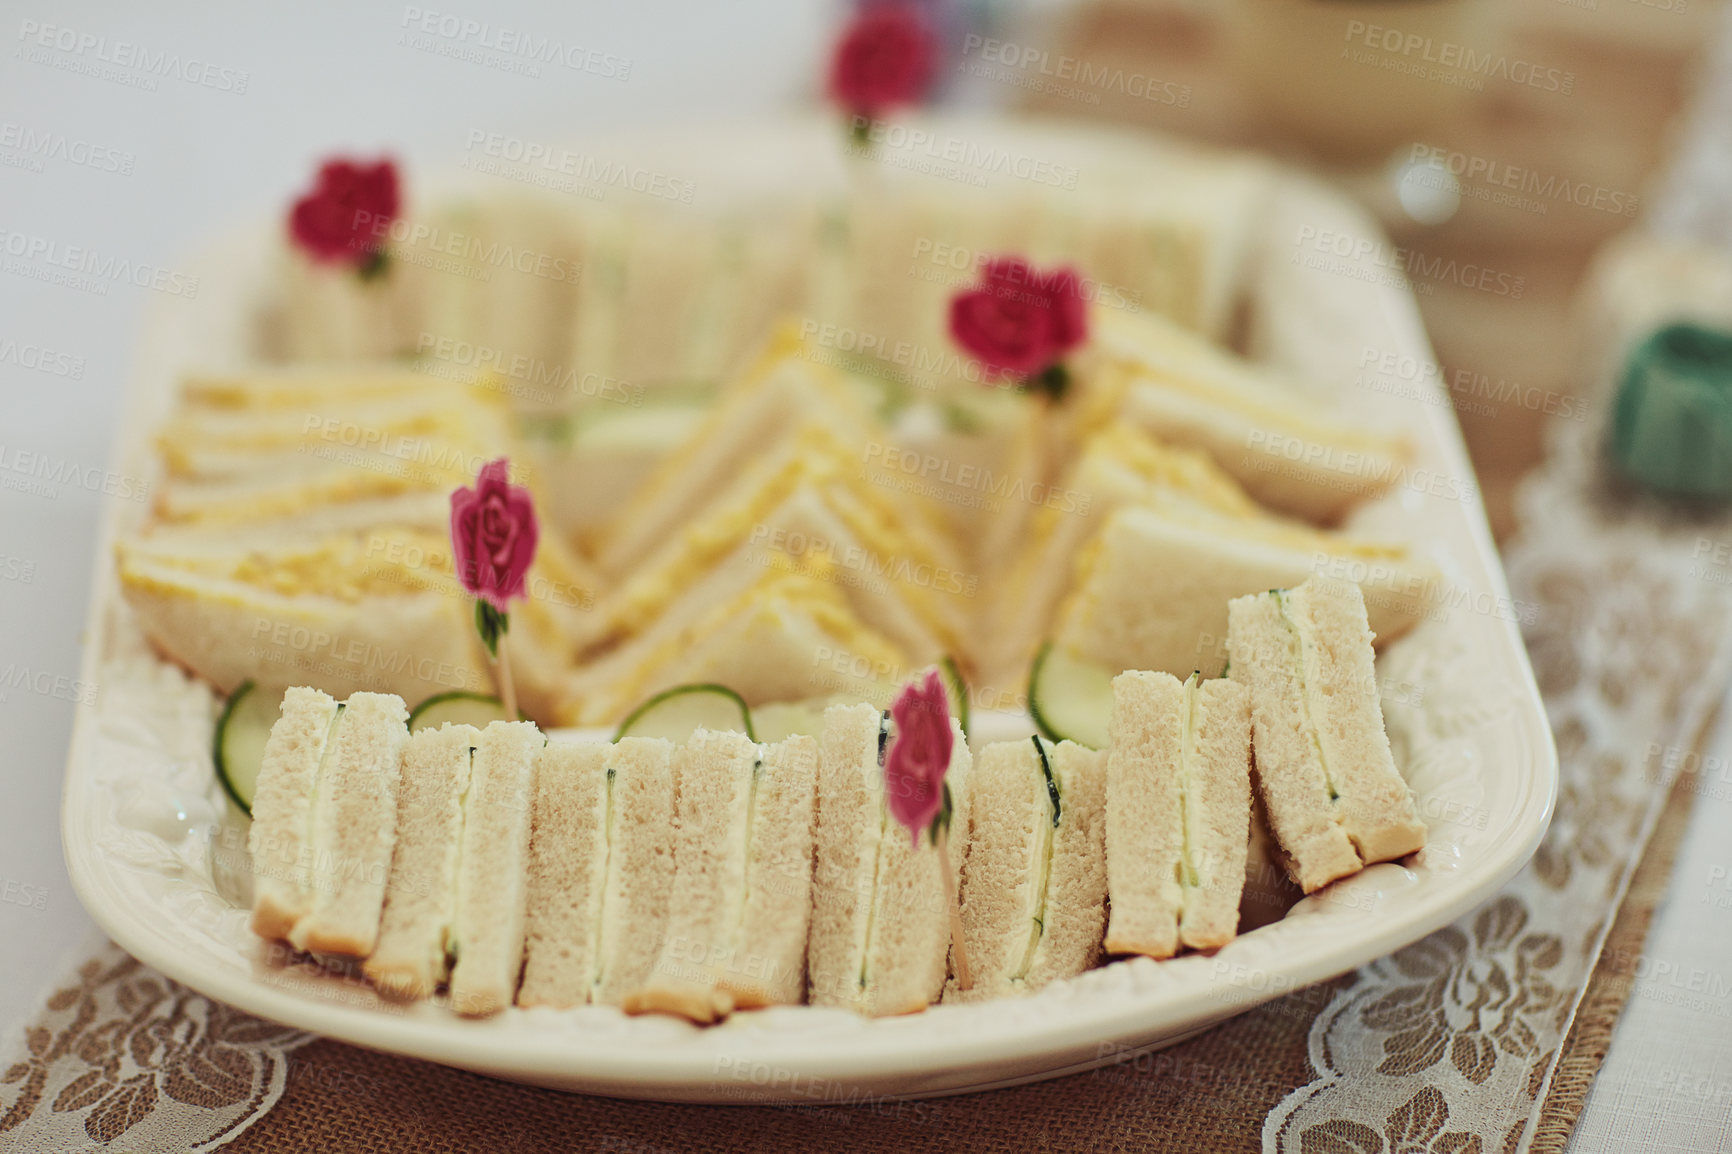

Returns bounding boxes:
[949,256,1088,400]
[288,157,400,279]
[828,3,936,145]
[884,669,972,990]
[450,458,539,721]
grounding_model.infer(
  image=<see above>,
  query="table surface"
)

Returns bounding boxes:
[3,2,1728,1148]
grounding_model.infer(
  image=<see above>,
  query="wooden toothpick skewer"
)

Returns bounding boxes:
[935,823,971,991]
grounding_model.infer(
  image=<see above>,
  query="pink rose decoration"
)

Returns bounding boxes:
[948,256,1088,382]
[885,670,955,847]
[288,157,400,270]
[449,458,538,613]
[828,4,936,120]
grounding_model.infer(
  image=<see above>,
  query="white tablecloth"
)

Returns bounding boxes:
[1568,700,1732,1152]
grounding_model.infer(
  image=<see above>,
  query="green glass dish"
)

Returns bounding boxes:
[1611,322,1732,498]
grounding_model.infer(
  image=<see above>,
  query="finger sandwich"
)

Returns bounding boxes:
[945,736,1107,1001]
[517,736,678,1009]
[626,729,819,1020]
[248,689,409,957]
[449,720,542,1016]
[364,722,475,998]
[808,702,971,1016]
[1226,577,1427,893]
[1104,672,1251,958]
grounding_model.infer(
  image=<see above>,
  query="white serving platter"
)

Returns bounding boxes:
[62,119,1556,1103]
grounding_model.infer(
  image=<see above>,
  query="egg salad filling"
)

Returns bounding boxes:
[608,423,955,645]
[133,527,462,603]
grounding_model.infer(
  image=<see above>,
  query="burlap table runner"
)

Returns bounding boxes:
[6,417,1732,1152]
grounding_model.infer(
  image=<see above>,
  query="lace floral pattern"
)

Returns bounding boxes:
[0,942,310,1150]
[1267,418,1732,1152]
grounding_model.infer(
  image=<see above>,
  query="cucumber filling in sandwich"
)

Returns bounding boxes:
[1176,676,1201,892]
[1013,737,1061,984]
[439,736,476,979]
[856,712,893,992]
[951,735,1106,1001]
[1278,589,1342,807]
[307,701,346,873]
[733,757,764,949]
[1226,577,1425,894]
[589,764,618,997]
[283,703,345,950]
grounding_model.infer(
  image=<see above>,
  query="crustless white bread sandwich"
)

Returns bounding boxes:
[594,329,890,577]
[1075,307,1413,525]
[517,736,678,1009]
[1226,577,1427,893]
[516,740,611,1010]
[365,722,475,998]
[561,568,913,729]
[625,728,819,1021]
[249,689,408,957]
[989,423,1439,688]
[808,702,971,1016]
[1104,671,1251,959]
[944,736,1107,1002]
[448,720,542,1016]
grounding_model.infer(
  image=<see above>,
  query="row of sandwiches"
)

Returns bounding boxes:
[116,367,599,718]
[273,116,1269,403]
[247,576,1426,1018]
[549,311,1441,721]
[118,313,1441,735]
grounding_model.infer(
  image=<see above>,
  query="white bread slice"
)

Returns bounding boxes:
[628,729,759,1020]
[591,737,679,1006]
[1054,504,1438,679]
[517,740,611,1009]
[809,703,971,1016]
[1085,308,1411,523]
[986,425,1258,683]
[364,723,475,998]
[946,738,1106,1001]
[287,691,409,957]
[736,734,820,1006]
[248,686,340,941]
[1104,672,1251,958]
[805,703,884,1013]
[117,514,596,725]
[117,545,483,704]
[1226,577,1427,893]
[1175,678,1251,949]
[630,732,821,1018]
[449,720,542,1015]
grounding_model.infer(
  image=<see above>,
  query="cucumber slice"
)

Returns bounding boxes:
[214,680,279,814]
[408,691,523,732]
[614,683,754,743]
[1027,643,1115,750]
[751,699,833,744]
